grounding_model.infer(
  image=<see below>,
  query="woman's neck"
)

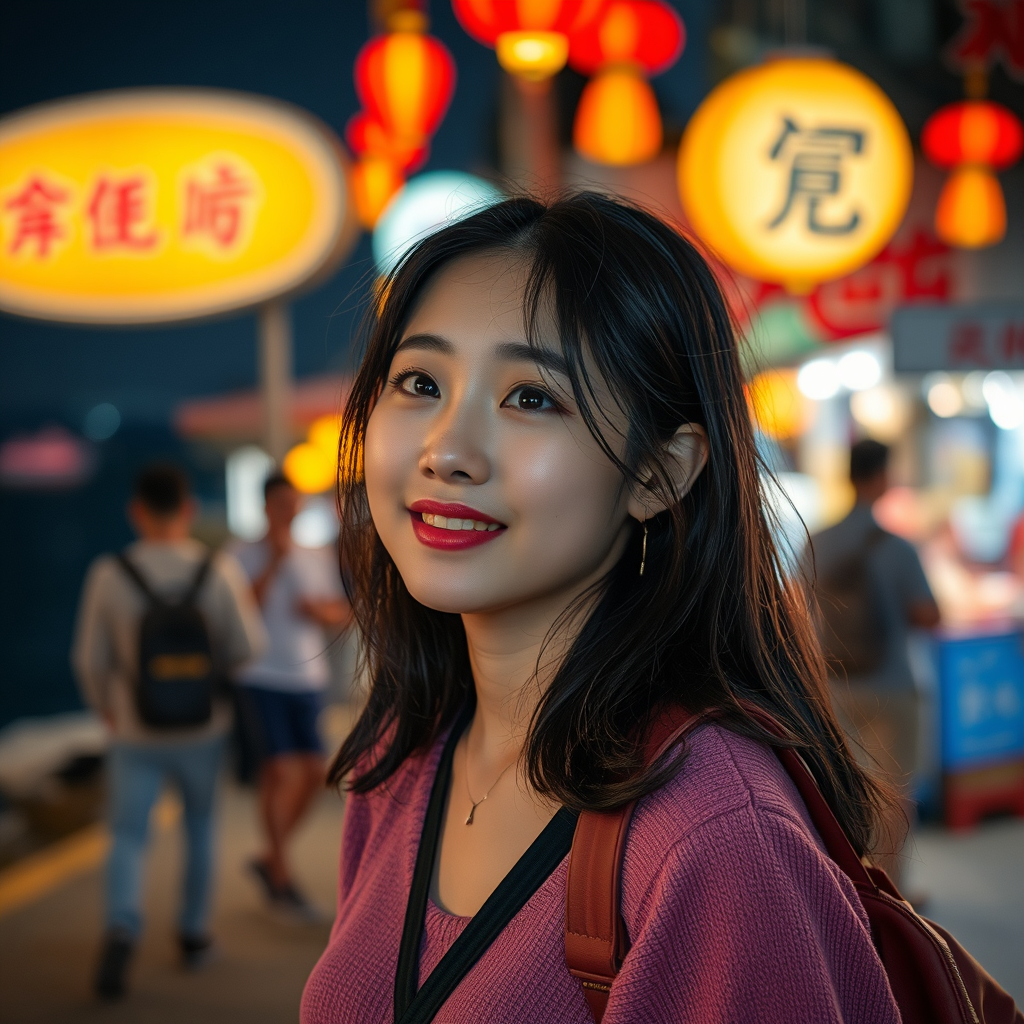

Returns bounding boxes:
[460,590,587,761]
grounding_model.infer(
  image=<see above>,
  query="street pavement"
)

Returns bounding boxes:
[0,781,1021,1021]
[0,781,344,1024]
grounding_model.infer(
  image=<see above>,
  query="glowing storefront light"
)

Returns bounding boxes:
[797,358,841,401]
[0,90,355,324]
[982,371,1024,430]
[837,350,882,391]
[372,171,504,277]
[924,375,965,418]
[677,57,913,292]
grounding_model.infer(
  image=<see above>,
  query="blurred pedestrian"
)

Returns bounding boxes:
[804,439,940,887]
[72,463,266,1000]
[232,473,350,919]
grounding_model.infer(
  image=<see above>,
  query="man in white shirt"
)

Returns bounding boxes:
[231,473,349,917]
[73,464,266,999]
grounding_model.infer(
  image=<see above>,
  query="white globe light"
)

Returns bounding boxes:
[837,350,882,391]
[797,358,840,401]
[982,371,1024,430]
[373,172,505,277]
[926,380,963,418]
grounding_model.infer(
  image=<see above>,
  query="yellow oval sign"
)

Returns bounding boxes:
[678,58,913,292]
[0,89,357,324]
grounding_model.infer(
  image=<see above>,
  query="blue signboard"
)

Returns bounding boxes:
[936,631,1024,770]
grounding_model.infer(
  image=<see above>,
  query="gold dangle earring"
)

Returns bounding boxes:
[639,519,648,577]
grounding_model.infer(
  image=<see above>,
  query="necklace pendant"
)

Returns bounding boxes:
[465,804,477,825]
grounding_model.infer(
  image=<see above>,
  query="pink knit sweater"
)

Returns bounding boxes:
[302,723,901,1023]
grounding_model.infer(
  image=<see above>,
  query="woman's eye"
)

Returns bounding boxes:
[505,386,556,412]
[397,373,440,399]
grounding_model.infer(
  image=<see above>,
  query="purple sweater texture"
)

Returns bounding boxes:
[301,723,901,1023]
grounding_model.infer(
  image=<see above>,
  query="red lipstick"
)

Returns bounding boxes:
[408,499,506,551]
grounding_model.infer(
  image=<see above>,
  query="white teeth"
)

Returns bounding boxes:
[420,512,502,533]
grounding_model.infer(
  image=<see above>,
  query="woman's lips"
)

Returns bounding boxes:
[407,500,506,550]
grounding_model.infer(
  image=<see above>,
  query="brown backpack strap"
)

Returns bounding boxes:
[565,708,701,1021]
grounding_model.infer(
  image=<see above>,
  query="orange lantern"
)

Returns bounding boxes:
[569,0,684,166]
[354,14,456,148]
[346,111,428,174]
[451,0,607,80]
[922,100,1023,249]
[350,155,405,229]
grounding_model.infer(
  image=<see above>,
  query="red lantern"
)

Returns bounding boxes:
[921,100,1023,249]
[355,26,456,145]
[346,112,428,174]
[569,0,684,166]
[351,156,405,229]
[452,0,607,79]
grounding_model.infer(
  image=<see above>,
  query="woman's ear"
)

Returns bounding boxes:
[627,424,708,521]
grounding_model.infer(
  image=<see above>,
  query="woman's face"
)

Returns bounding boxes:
[363,253,635,617]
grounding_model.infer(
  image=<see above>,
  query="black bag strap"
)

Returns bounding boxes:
[394,707,578,1024]
[116,549,214,609]
[116,552,163,607]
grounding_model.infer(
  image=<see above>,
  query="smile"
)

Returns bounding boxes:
[408,500,506,551]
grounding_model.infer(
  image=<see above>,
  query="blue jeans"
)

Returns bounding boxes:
[105,736,225,938]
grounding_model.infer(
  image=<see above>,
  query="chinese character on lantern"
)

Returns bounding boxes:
[87,174,159,250]
[768,118,866,235]
[4,176,71,258]
[182,163,254,249]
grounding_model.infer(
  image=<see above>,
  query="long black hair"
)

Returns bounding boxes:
[328,192,892,857]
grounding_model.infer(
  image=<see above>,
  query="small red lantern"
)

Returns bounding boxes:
[346,112,428,174]
[569,0,684,166]
[351,156,406,229]
[452,0,607,80]
[355,20,456,146]
[921,100,1024,249]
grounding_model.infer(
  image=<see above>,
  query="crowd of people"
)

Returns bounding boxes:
[72,464,349,999]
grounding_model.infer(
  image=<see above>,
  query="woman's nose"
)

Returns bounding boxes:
[418,403,491,485]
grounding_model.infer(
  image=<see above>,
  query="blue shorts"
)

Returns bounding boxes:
[242,686,323,758]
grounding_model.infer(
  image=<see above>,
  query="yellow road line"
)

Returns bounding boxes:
[0,824,110,919]
[0,790,182,920]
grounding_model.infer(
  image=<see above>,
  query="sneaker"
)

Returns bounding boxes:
[248,857,284,903]
[179,932,216,970]
[95,929,134,1000]
[275,883,325,924]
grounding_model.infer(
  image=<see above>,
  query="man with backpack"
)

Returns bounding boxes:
[72,463,266,1000]
[804,439,940,887]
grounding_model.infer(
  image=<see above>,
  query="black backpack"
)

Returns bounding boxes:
[117,551,219,729]
[812,527,887,677]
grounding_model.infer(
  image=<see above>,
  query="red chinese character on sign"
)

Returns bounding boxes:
[87,175,159,250]
[947,0,1024,80]
[4,176,71,258]
[87,175,158,250]
[1000,322,1024,362]
[183,164,251,248]
[950,322,988,366]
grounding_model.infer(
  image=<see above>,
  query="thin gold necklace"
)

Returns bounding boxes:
[463,751,516,825]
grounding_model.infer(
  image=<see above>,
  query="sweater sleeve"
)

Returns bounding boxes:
[70,557,117,715]
[605,803,901,1024]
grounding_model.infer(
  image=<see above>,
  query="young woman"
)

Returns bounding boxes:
[301,193,901,1023]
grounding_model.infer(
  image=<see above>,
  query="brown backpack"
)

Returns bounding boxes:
[565,708,1023,1024]
[812,527,887,677]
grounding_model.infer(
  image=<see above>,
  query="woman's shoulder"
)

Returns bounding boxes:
[622,721,839,898]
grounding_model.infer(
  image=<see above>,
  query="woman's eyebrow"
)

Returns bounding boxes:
[395,333,454,356]
[495,341,570,378]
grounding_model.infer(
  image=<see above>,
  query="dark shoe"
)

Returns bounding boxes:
[95,929,134,1000]
[179,932,215,970]
[248,857,285,902]
[275,883,325,924]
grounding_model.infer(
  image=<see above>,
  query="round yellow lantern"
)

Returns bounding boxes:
[678,57,913,293]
